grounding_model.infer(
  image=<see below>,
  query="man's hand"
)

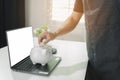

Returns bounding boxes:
[38,31,56,46]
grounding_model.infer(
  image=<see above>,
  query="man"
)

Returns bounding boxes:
[38,0,120,80]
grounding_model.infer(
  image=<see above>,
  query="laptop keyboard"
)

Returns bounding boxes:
[12,56,48,72]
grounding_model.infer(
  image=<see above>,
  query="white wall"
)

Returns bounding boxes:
[25,0,86,42]
[25,0,51,29]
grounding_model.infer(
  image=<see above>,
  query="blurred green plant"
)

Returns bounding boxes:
[34,25,48,37]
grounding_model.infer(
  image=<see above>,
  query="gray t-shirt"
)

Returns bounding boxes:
[74,0,120,80]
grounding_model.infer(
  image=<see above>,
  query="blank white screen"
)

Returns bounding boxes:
[7,27,34,66]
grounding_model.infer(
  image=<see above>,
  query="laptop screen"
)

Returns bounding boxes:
[6,27,34,67]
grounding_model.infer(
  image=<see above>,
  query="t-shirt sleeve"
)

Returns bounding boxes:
[73,0,83,13]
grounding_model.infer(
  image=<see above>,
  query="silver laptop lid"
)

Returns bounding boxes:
[6,27,34,67]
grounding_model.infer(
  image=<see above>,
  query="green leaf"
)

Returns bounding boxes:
[40,25,48,30]
[34,24,48,36]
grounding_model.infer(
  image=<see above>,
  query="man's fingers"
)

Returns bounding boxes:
[38,34,45,44]
[38,31,52,46]
[39,39,48,46]
[38,31,48,45]
[42,39,47,44]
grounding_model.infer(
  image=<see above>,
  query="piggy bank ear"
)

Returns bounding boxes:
[41,49,47,55]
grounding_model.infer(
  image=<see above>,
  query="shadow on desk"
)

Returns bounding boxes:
[52,61,87,76]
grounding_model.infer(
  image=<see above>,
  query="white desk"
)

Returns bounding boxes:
[0,39,88,80]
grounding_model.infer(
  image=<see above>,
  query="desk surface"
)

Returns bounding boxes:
[0,39,88,80]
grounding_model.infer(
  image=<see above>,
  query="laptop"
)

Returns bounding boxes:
[6,27,61,76]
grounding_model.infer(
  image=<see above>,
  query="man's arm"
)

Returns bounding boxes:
[54,11,83,37]
[38,11,83,45]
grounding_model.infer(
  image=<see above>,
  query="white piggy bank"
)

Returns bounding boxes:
[30,45,53,66]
